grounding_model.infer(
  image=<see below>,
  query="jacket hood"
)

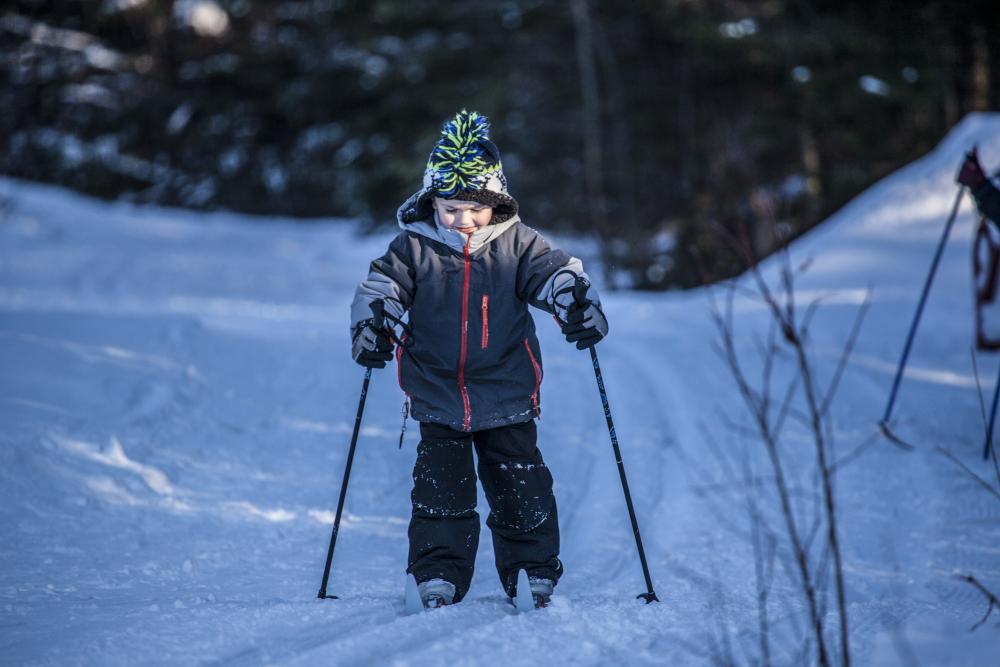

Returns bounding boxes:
[396,187,521,254]
[397,179,519,227]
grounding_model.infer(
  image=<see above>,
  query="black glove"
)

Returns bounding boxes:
[958,148,987,189]
[560,285,608,350]
[351,318,394,368]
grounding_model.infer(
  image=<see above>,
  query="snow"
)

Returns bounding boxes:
[175,1,231,38]
[3,114,1000,665]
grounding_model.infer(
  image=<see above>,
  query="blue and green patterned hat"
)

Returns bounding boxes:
[399,110,519,224]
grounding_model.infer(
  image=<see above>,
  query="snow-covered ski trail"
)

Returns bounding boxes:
[3,114,1000,665]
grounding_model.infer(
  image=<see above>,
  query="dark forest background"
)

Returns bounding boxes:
[3,0,998,288]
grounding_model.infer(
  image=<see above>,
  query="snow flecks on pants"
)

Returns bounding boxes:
[406,420,561,598]
[498,462,539,471]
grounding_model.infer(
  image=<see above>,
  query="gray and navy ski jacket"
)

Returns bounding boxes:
[351,192,595,432]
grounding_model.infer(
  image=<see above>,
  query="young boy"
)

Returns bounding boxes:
[350,110,608,609]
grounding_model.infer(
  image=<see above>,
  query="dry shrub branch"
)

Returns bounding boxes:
[708,226,869,666]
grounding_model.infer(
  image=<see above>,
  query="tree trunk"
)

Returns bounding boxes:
[971,24,990,112]
[570,0,606,234]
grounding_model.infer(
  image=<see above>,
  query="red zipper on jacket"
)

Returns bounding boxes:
[481,294,489,349]
[457,235,473,431]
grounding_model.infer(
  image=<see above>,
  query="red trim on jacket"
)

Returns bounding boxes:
[524,338,542,418]
[395,334,408,393]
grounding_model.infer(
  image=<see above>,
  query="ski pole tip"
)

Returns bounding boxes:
[877,420,915,451]
[637,592,659,604]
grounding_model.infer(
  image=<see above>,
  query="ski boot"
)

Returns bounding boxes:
[527,576,554,608]
[417,578,455,609]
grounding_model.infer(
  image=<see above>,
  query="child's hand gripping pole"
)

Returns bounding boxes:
[560,276,607,350]
[318,301,383,599]
[573,276,659,603]
[351,299,396,369]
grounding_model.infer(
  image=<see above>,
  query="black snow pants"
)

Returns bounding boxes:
[407,419,562,601]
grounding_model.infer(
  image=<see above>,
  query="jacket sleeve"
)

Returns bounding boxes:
[973,175,1000,224]
[350,233,416,330]
[515,225,598,320]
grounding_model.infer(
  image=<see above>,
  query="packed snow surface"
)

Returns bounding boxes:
[2,115,1000,665]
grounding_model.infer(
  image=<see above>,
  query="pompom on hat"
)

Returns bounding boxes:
[398,110,519,225]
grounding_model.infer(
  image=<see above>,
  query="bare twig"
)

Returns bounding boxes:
[710,214,873,665]
[759,320,779,422]
[717,278,763,303]
[820,292,873,416]
[971,348,989,433]
[772,374,801,441]
[744,452,777,667]
[799,296,826,341]
[802,504,826,561]
[954,573,1000,631]
[719,220,862,665]
[718,411,768,441]
[791,305,851,666]
[936,446,1000,503]
[705,539,738,667]
[751,250,851,665]
[701,419,744,491]
[970,350,1000,487]
[711,284,831,667]
[831,432,879,474]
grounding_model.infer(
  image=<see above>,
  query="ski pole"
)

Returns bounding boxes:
[879,185,965,438]
[985,362,1000,461]
[573,277,659,603]
[318,302,383,599]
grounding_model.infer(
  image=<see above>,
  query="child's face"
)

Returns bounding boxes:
[433,198,494,234]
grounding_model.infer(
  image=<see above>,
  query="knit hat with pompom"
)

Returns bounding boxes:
[398,110,519,225]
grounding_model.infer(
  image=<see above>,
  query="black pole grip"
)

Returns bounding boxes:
[369,300,385,330]
[573,276,590,306]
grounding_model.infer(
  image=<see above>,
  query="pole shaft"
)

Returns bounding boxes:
[882,186,965,424]
[985,363,1000,460]
[590,347,658,600]
[318,368,372,599]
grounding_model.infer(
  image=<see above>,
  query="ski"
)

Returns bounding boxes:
[404,573,423,615]
[514,569,536,613]
[407,570,546,614]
